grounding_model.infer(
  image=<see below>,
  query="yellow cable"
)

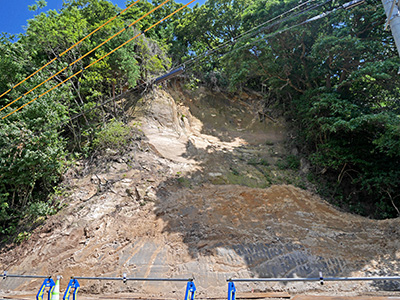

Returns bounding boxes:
[4,70,84,118]
[68,0,171,67]
[0,65,69,112]
[87,0,196,69]
[0,58,57,100]
[59,0,140,57]
[2,0,195,120]
[0,0,140,101]
[0,0,166,113]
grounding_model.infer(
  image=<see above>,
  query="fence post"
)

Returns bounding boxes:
[227,281,236,300]
[36,278,55,300]
[184,280,196,300]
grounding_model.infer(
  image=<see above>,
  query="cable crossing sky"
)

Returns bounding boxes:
[0,0,174,117]
[179,0,364,72]
[175,0,331,71]
[60,0,359,129]
[224,0,365,57]
[0,0,195,120]
[0,0,363,142]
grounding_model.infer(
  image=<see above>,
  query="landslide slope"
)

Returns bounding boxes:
[0,85,399,298]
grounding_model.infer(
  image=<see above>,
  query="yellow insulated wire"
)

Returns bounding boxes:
[92,0,197,66]
[67,0,172,70]
[2,0,196,120]
[0,0,168,113]
[0,0,140,101]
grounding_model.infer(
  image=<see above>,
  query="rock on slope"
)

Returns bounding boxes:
[0,86,399,298]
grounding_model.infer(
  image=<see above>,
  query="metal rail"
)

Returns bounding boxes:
[3,272,50,279]
[73,276,193,282]
[227,275,400,300]
[228,276,400,283]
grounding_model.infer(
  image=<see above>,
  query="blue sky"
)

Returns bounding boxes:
[0,0,205,36]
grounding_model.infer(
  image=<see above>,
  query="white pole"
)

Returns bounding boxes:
[382,0,400,58]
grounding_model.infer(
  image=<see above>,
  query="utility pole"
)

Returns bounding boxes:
[382,0,400,58]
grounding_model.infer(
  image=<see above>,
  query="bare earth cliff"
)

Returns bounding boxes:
[0,86,399,299]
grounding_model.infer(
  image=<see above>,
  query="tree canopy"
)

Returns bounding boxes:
[0,0,172,239]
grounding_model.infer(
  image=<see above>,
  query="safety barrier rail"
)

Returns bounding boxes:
[227,275,400,300]
[3,272,49,279]
[2,273,196,300]
[228,275,400,283]
[73,275,192,281]
[2,271,399,300]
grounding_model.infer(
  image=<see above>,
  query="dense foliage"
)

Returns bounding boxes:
[171,0,400,218]
[0,0,399,240]
[0,0,178,239]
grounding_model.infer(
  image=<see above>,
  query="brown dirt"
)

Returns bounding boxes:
[0,85,399,299]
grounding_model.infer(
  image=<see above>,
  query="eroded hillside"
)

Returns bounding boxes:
[0,86,399,299]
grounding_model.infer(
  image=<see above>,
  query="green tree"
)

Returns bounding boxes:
[0,0,172,239]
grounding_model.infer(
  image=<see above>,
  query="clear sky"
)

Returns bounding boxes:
[0,0,205,36]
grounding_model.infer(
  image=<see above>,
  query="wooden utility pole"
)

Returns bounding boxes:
[382,0,400,58]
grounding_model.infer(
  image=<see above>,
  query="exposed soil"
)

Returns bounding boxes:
[0,85,399,299]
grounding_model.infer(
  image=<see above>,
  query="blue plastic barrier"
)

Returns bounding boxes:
[36,278,55,300]
[63,278,80,300]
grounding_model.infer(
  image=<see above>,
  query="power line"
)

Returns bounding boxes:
[0,0,362,152]
[218,0,365,60]
[1,0,195,120]
[179,0,365,77]
[178,0,332,69]
[0,2,195,214]
[50,0,340,131]
[239,0,317,38]
[0,0,141,101]
[0,0,171,114]
[11,0,334,127]
[0,0,328,123]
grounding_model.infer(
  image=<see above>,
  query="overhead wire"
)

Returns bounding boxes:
[0,0,355,153]
[57,0,341,129]
[0,0,141,101]
[0,0,172,114]
[168,0,317,71]
[0,0,328,123]
[216,0,363,60]
[0,0,196,168]
[187,0,366,70]
[178,0,333,70]
[0,0,362,194]
[13,0,334,125]
[2,0,196,120]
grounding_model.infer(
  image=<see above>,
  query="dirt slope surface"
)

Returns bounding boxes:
[0,86,399,299]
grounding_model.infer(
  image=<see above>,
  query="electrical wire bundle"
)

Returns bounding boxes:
[0,0,364,140]
[0,0,195,120]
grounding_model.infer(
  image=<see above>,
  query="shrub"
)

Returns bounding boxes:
[92,119,134,151]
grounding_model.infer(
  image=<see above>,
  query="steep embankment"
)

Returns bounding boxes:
[0,86,399,298]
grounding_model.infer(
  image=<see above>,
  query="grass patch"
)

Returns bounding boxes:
[276,155,300,170]
[248,158,269,166]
